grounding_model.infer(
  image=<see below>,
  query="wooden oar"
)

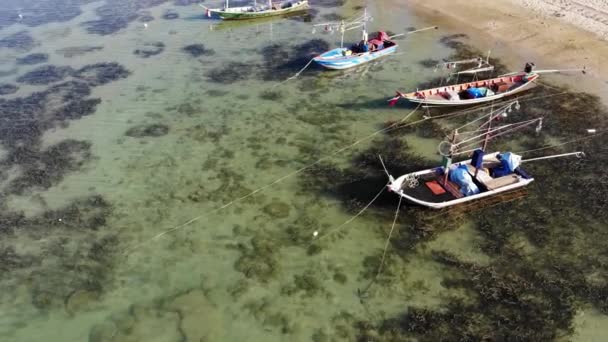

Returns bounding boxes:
[389,25,438,39]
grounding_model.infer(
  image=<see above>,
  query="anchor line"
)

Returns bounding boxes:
[358,195,402,297]
[122,104,422,255]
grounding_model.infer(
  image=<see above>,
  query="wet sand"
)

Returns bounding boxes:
[407,0,608,101]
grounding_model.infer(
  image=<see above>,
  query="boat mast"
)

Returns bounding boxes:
[340,20,345,48]
[443,129,458,184]
[482,103,494,151]
[362,7,369,43]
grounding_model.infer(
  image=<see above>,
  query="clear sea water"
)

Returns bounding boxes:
[1,0,606,341]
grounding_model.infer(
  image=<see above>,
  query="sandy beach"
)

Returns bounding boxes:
[407,0,608,100]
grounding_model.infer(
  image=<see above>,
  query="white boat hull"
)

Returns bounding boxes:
[388,152,534,209]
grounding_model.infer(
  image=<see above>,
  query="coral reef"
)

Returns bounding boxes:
[125,123,169,137]
[133,42,165,58]
[16,53,49,65]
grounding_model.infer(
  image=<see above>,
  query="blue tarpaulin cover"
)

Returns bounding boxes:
[466,87,484,98]
[493,152,522,177]
[471,149,484,169]
[449,164,480,196]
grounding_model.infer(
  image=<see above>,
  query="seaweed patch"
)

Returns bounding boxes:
[56,46,103,58]
[161,10,179,19]
[73,62,131,86]
[182,44,215,57]
[82,0,168,35]
[7,140,93,195]
[125,123,169,137]
[259,39,329,81]
[133,42,165,58]
[310,0,346,8]
[0,83,18,95]
[16,53,49,65]
[16,65,74,85]
[0,31,35,51]
[207,62,254,84]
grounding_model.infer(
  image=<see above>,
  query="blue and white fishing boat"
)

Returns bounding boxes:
[312,9,396,70]
[312,9,437,70]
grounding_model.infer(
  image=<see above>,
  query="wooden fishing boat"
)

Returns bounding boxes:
[203,0,308,20]
[389,71,539,107]
[385,100,583,209]
[388,151,534,209]
[312,9,436,70]
[313,41,398,70]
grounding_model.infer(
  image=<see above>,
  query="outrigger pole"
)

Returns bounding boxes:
[522,151,585,162]
[388,25,439,39]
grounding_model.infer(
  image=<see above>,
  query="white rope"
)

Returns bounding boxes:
[312,183,388,243]
[376,195,402,279]
[274,57,315,87]
[522,151,585,162]
[516,130,607,155]
[122,104,423,255]
[359,195,402,296]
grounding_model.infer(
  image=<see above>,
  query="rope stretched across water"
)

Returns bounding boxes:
[122,103,422,255]
[274,58,315,87]
[123,89,577,255]
[358,195,402,297]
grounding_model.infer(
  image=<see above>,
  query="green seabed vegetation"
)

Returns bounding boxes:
[0,0,606,340]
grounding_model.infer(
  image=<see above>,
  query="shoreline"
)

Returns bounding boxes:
[406,0,608,103]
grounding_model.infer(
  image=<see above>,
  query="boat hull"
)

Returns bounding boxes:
[388,152,534,209]
[313,45,398,70]
[401,73,539,107]
[206,1,308,20]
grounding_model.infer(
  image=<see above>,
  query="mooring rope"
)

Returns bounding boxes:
[123,87,578,255]
[122,104,422,255]
[516,129,607,155]
[311,183,387,244]
[358,195,402,297]
[274,57,315,87]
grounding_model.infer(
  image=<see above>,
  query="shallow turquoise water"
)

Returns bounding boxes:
[1,0,606,341]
